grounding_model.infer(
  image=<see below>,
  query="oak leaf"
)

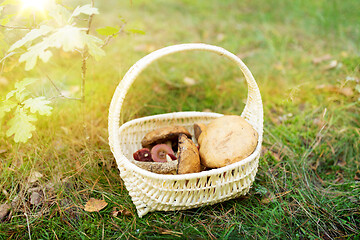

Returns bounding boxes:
[84,198,108,212]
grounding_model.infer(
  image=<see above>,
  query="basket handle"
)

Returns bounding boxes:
[108,43,263,148]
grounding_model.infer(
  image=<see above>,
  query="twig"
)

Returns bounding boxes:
[86,0,95,35]
[0,24,32,30]
[81,0,95,103]
[46,75,81,101]
[100,23,126,48]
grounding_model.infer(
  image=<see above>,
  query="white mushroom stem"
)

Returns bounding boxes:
[166,154,173,162]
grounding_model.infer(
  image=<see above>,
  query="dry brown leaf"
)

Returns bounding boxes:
[261,192,275,204]
[355,170,360,181]
[0,203,11,221]
[28,171,43,183]
[216,33,225,41]
[84,198,108,212]
[111,208,132,217]
[312,54,332,64]
[29,191,42,206]
[338,87,354,97]
[183,77,196,86]
[323,60,338,70]
[336,159,346,167]
[316,84,354,97]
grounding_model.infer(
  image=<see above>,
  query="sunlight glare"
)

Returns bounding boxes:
[21,0,48,11]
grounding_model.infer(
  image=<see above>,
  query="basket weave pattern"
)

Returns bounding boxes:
[108,43,263,217]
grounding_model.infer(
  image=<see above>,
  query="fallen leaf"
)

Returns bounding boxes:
[355,170,360,181]
[216,33,225,41]
[336,159,346,167]
[338,87,354,97]
[0,203,11,221]
[316,85,354,97]
[323,60,338,70]
[111,207,132,217]
[312,54,332,64]
[183,77,196,86]
[261,191,275,204]
[84,198,108,212]
[313,118,326,128]
[29,191,42,206]
[28,171,43,183]
[270,151,281,161]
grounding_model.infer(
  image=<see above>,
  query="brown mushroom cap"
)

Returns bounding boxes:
[141,126,192,149]
[193,123,207,142]
[198,115,258,168]
[177,134,201,174]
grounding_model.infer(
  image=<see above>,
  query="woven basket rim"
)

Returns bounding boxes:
[117,111,263,180]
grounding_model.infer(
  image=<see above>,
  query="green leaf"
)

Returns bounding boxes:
[6,107,37,143]
[23,97,52,116]
[0,0,20,6]
[19,41,51,70]
[126,28,145,35]
[49,25,86,51]
[14,78,37,92]
[6,90,16,100]
[6,78,36,101]
[48,4,72,26]
[96,26,120,36]
[8,25,53,52]
[38,50,52,62]
[82,34,105,60]
[0,99,17,119]
[71,4,99,18]
[0,14,16,25]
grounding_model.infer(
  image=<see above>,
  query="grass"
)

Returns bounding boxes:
[1,0,360,239]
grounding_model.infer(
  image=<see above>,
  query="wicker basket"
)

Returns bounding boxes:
[108,43,263,217]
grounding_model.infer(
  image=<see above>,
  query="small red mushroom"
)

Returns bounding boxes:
[133,148,152,162]
[151,144,177,162]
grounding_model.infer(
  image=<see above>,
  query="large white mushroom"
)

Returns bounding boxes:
[198,115,258,168]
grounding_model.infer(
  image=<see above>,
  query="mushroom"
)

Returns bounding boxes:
[141,125,192,151]
[177,134,201,174]
[193,123,207,142]
[198,115,258,168]
[130,159,178,174]
[133,148,152,162]
[151,144,177,162]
